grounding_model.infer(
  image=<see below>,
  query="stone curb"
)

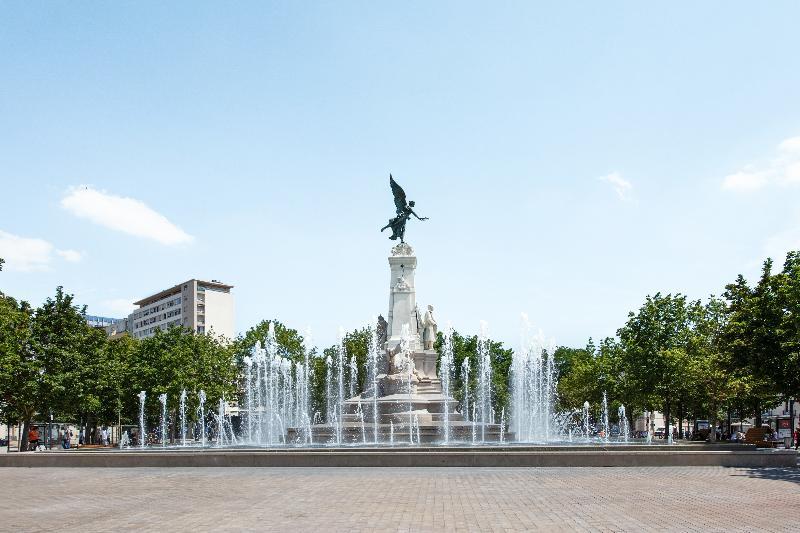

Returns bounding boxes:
[1,447,794,468]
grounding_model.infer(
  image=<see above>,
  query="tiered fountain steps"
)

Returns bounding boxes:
[286,421,507,444]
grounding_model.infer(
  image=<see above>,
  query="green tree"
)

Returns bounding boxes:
[134,327,238,441]
[775,252,800,407]
[0,292,36,450]
[723,262,783,425]
[684,297,738,441]
[434,329,513,418]
[232,319,316,413]
[618,293,694,432]
[30,287,103,437]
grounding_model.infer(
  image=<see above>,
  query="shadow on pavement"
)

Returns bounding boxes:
[728,465,800,485]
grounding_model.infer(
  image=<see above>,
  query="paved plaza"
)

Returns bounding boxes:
[2,466,799,532]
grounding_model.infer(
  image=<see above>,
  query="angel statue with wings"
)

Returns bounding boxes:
[380,174,429,243]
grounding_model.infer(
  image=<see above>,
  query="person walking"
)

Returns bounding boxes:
[795,427,799,450]
[61,427,71,449]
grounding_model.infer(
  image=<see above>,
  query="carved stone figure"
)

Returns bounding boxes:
[421,305,438,350]
[376,315,388,347]
[380,174,428,243]
[395,276,410,291]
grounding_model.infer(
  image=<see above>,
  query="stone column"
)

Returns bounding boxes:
[386,243,420,350]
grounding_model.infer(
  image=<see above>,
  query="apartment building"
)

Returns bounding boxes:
[108,279,234,340]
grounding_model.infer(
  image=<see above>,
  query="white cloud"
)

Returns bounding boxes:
[56,249,83,263]
[0,230,81,272]
[0,231,54,271]
[723,135,800,192]
[598,172,633,201]
[778,136,800,155]
[783,162,800,185]
[722,169,768,191]
[61,186,194,245]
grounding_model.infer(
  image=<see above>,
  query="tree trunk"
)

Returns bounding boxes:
[677,402,684,439]
[727,408,732,438]
[663,398,671,440]
[709,408,717,442]
[754,402,762,428]
[19,417,31,452]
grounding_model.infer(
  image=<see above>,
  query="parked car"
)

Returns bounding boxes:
[654,427,666,438]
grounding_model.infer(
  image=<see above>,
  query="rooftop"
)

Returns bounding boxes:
[133,279,234,307]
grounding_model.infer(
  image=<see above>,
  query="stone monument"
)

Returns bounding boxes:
[296,173,503,443]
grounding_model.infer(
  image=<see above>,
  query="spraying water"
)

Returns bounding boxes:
[582,401,590,439]
[158,393,167,447]
[243,356,254,443]
[349,355,358,399]
[357,401,366,444]
[601,391,609,443]
[499,407,506,443]
[180,389,187,446]
[198,389,206,447]
[462,357,470,422]
[512,315,558,442]
[138,391,146,448]
[367,319,380,444]
[440,325,455,444]
[618,405,629,442]
[476,321,492,443]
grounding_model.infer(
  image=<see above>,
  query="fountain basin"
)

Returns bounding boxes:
[2,444,793,468]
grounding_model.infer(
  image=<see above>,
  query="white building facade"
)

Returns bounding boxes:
[108,279,234,341]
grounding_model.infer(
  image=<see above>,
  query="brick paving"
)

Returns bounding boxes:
[2,467,799,532]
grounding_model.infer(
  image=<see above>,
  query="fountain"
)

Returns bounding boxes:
[198,389,206,447]
[618,405,629,443]
[582,401,590,439]
[179,389,187,446]
[440,325,455,444]
[124,242,647,450]
[137,391,146,448]
[512,316,558,442]
[158,393,167,447]
[476,321,492,443]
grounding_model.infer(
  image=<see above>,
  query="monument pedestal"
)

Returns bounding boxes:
[293,242,506,444]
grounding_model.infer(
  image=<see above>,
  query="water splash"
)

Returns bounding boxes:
[512,315,558,442]
[158,393,167,447]
[582,401,590,439]
[441,325,455,444]
[476,321,492,443]
[601,391,609,443]
[138,391,146,448]
[180,389,187,446]
[198,389,206,447]
[618,405,629,443]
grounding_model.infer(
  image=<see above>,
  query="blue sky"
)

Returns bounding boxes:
[2,2,799,350]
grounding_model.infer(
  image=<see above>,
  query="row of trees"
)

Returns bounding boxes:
[0,284,239,450]
[2,250,798,447]
[554,251,800,439]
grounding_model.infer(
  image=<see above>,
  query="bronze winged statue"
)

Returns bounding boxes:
[380,174,428,243]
